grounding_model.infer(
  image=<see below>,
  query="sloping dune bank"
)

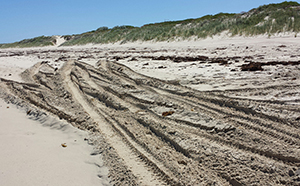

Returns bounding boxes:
[1,36,300,185]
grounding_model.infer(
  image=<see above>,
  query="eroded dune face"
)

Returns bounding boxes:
[1,58,300,185]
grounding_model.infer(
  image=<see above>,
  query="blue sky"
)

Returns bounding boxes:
[0,0,298,43]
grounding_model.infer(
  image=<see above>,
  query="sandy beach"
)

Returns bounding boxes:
[1,34,300,185]
[0,98,109,186]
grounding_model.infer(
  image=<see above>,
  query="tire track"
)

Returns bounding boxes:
[61,60,167,186]
[71,60,228,185]
[1,59,300,185]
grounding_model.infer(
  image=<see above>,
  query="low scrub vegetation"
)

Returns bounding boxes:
[0,36,56,48]
[1,1,300,48]
[61,1,300,46]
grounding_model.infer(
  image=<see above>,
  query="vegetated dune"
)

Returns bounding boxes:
[60,1,300,46]
[1,46,300,185]
[1,2,300,48]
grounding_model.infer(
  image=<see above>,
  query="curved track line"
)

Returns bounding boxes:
[61,60,166,186]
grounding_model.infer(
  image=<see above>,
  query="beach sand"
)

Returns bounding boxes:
[1,34,300,185]
[0,99,109,186]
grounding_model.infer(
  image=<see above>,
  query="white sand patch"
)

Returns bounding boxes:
[54,36,66,46]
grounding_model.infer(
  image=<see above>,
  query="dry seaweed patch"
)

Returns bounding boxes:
[241,62,263,71]
[1,57,300,185]
[162,111,175,117]
[241,60,300,71]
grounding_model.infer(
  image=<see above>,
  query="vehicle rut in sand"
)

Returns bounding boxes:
[1,58,300,186]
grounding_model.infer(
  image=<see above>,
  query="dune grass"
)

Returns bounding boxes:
[61,1,300,46]
[0,36,56,49]
[1,1,300,48]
